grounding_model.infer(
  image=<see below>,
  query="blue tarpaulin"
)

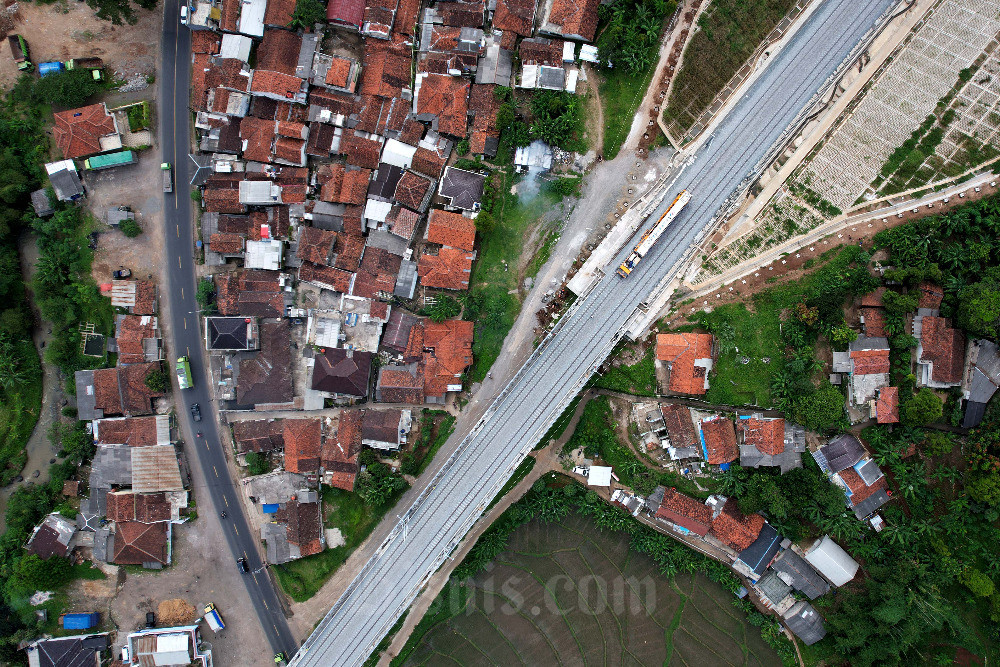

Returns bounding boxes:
[720,462,730,471]
[262,504,279,514]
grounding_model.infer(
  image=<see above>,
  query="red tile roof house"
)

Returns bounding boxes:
[311,348,374,401]
[422,319,474,402]
[700,416,738,465]
[283,418,323,477]
[328,0,365,29]
[53,103,121,159]
[114,315,162,364]
[655,332,714,395]
[74,363,165,420]
[915,315,966,389]
[425,209,477,251]
[493,0,537,39]
[112,521,169,567]
[376,362,425,403]
[413,73,470,138]
[737,415,804,473]
[710,498,765,552]
[874,386,900,424]
[363,0,400,39]
[322,410,363,490]
[847,336,891,405]
[654,489,713,537]
[538,0,600,42]
[233,419,286,457]
[417,246,475,290]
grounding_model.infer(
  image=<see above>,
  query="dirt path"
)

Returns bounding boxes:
[585,64,605,156]
[626,0,707,153]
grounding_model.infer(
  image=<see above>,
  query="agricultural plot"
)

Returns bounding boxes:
[696,190,826,282]
[799,0,1000,210]
[402,514,781,666]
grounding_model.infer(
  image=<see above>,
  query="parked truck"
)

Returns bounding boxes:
[203,604,225,632]
[7,35,31,71]
[615,190,692,278]
[65,57,105,81]
[61,613,99,630]
[161,163,174,193]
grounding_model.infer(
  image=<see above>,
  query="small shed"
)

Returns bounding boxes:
[587,466,613,487]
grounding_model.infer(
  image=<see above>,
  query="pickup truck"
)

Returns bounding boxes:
[161,163,173,193]
[203,603,225,632]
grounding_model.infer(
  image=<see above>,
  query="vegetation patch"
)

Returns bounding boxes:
[664,0,797,135]
[467,166,563,382]
[401,409,456,476]
[594,0,678,158]
[274,476,408,602]
[590,345,657,396]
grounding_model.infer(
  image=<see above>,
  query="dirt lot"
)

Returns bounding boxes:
[0,1,160,91]
[87,154,169,284]
[109,517,275,666]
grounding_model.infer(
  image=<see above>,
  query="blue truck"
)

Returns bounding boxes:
[61,613,99,630]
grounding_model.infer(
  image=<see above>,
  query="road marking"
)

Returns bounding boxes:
[178,256,182,269]
[176,224,180,237]
[234,525,239,535]
[273,624,279,635]
[181,287,184,299]
[253,572,259,584]
[213,465,218,477]
[224,496,229,507]
[186,346,190,356]
[262,598,269,610]
[184,318,187,330]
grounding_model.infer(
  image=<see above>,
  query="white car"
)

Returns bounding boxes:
[121,646,131,662]
[180,5,188,22]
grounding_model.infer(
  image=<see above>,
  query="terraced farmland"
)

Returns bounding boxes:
[401,513,781,666]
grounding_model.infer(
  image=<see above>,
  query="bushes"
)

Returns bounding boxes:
[119,218,142,237]
[15,68,103,109]
[144,369,169,393]
[288,0,325,30]
[245,452,271,476]
[528,91,586,153]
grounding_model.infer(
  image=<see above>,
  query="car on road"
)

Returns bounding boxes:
[180,4,188,22]
[237,557,248,573]
[121,646,130,662]
[113,268,132,279]
[190,403,202,422]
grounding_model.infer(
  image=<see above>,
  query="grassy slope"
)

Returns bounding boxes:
[664,0,797,135]
[468,173,562,382]
[600,61,659,159]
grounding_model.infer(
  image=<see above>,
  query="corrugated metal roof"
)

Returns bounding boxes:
[131,445,183,492]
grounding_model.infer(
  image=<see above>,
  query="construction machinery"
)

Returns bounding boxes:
[615,190,692,278]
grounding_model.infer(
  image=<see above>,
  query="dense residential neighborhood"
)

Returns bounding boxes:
[3,0,1000,665]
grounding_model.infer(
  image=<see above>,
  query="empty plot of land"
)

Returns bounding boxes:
[801,0,1000,209]
[402,513,781,666]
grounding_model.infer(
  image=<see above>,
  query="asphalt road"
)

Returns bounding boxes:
[289,1,898,665]
[158,2,298,659]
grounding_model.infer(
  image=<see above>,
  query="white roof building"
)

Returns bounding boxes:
[380,139,418,169]
[237,0,266,36]
[804,535,859,587]
[587,466,613,487]
[244,239,283,270]
[220,34,253,62]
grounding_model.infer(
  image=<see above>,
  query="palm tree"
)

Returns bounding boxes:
[0,337,27,394]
